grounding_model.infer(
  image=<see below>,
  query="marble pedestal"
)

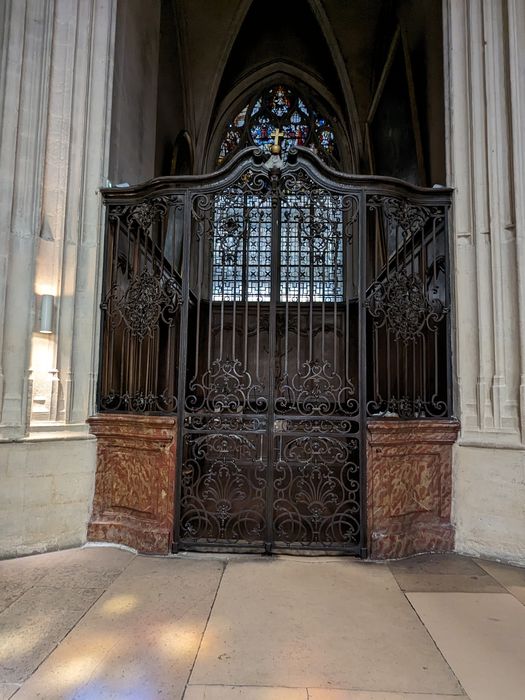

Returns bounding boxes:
[367,420,460,559]
[87,414,177,554]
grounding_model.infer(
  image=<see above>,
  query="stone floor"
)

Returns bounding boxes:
[1,548,525,699]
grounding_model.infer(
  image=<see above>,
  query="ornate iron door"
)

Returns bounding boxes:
[176,158,364,553]
[98,148,453,556]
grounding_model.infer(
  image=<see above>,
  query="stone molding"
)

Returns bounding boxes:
[87,414,177,554]
[367,419,460,559]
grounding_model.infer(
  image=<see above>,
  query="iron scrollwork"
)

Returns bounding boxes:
[103,271,182,341]
[98,148,452,552]
[274,435,360,546]
[186,358,267,413]
[108,194,181,229]
[366,193,450,419]
[180,432,267,543]
[99,194,184,415]
[276,359,358,417]
[366,269,445,344]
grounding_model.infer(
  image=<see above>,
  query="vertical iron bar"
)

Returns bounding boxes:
[108,217,120,397]
[173,189,192,551]
[309,202,314,361]
[284,214,289,378]
[359,190,368,557]
[445,206,453,417]
[296,203,301,375]
[96,207,112,412]
[265,178,280,553]
[193,215,204,384]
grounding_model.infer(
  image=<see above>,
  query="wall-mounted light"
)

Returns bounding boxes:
[39,294,54,334]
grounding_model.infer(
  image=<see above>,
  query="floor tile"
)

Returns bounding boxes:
[407,592,525,700]
[0,582,34,614]
[35,546,134,589]
[184,686,307,699]
[189,558,462,694]
[0,547,133,612]
[0,586,104,683]
[476,559,525,605]
[388,555,503,593]
[0,550,72,613]
[14,556,224,700]
[389,571,503,593]
[388,555,481,576]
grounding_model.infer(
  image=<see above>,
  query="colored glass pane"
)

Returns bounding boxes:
[270,85,291,117]
[250,98,262,116]
[233,106,248,127]
[318,128,335,154]
[218,129,241,164]
[250,114,278,148]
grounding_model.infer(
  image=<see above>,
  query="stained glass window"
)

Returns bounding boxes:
[211,188,344,303]
[212,191,272,302]
[280,192,344,302]
[217,85,339,168]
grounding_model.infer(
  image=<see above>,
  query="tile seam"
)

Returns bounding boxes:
[182,559,228,699]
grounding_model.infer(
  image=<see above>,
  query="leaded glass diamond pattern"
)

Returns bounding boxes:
[211,189,344,302]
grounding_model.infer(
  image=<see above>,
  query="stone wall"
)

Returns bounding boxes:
[0,437,96,558]
[453,446,525,564]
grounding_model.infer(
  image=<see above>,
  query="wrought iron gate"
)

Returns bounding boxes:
[178,153,362,553]
[98,147,452,556]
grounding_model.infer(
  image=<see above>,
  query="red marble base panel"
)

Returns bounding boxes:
[87,414,177,555]
[367,420,460,560]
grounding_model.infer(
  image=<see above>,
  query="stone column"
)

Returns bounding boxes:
[0,0,117,437]
[444,0,525,561]
[54,0,117,425]
[0,0,117,557]
[0,0,54,439]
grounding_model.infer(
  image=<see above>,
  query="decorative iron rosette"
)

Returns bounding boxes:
[366,269,445,344]
[103,270,182,341]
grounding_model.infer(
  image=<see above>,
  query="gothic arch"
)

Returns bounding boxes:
[173,0,253,168]
[204,64,356,173]
[183,0,361,174]
[306,0,362,162]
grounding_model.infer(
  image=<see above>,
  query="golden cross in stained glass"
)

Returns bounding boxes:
[270,127,285,154]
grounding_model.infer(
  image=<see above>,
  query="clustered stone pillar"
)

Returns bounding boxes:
[0,0,116,438]
[0,0,117,557]
[445,0,525,561]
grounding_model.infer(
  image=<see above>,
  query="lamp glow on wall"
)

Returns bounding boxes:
[39,294,55,334]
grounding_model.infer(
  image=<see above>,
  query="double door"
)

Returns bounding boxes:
[176,164,363,553]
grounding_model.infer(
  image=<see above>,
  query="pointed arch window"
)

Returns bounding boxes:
[217,85,339,169]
